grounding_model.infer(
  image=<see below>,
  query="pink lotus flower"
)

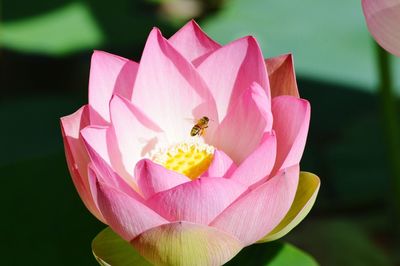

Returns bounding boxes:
[362,0,400,56]
[61,21,320,265]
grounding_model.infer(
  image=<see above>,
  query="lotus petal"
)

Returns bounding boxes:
[81,125,134,187]
[93,176,168,241]
[147,177,246,224]
[134,159,190,199]
[88,51,138,124]
[110,95,162,181]
[213,82,272,164]
[60,105,104,222]
[265,54,299,98]
[210,165,299,245]
[169,20,221,62]
[131,222,243,266]
[196,36,270,120]
[271,96,310,174]
[131,28,218,143]
[258,172,320,242]
[362,0,400,56]
[229,132,276,187]
[201,149,236,178]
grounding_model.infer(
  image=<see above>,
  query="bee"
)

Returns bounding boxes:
[190,116,210,137]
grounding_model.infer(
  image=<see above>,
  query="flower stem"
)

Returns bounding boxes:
[376,44,400,236]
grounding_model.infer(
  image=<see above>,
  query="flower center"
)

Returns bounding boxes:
[152,140,214,180]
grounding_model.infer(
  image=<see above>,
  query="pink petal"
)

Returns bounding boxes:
[80,126,111,165]
[80,126,135,188]
[147,177,246,224]
[210,165,299,245]
[93,177,169,241]
[196,36,270,120]
[88,51,138,124]
[131,222,243,266]
[85,143,140,199]
[362,0,400,56]
[258,171,320,242]
[201,149,236,178]
[110,95,162,182]
[60,105,104,222]
[271,96,310,174]
[229,132,277,187]
[134,159,190,199]
[87,164,102,212]
[131,28,218,143]
[169,20,221,62]
[87,162,152,221]
[265,54,300,98]
[212,82,273,164]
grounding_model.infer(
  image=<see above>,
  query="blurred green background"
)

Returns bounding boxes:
[2,0,400,265]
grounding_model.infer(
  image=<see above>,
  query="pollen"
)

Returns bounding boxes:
[152,140,214,180]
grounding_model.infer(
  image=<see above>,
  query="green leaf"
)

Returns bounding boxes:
[1,2,104,56]
[225,241,318,266]
[92,227,152,266]
[202,0,400,94]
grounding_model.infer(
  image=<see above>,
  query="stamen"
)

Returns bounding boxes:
[152,139,214,180]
